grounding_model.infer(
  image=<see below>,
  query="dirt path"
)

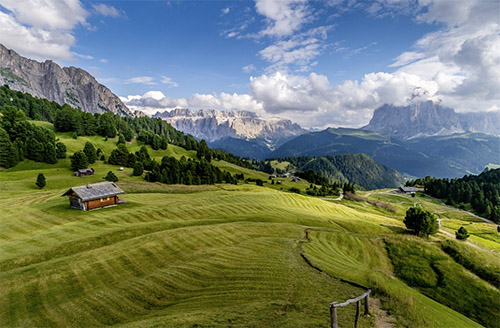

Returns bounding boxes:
[371,298,396,328]
[437,218,480,250]
[320,193,344,201]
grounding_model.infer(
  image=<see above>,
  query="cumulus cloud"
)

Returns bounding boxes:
[0,0,88,61]
[255,0,310,37]
[122,91,264,117]
[221,7,230,16]
[92,4,124,18]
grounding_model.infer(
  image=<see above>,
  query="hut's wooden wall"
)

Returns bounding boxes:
[86,196,117,210]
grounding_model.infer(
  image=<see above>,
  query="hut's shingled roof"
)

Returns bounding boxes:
[62,182,125,201]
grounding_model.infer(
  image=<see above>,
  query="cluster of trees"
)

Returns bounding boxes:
[407,169,500,223]
[145,155,236,185]
[70,141,99,171]
[0,85,257,171]
[0,106,66,168]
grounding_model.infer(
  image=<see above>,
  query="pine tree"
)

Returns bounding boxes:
[36,173,46,189]
[83,142,97,164]
[44,143,57,164]
[71,151,89,171]
[0,128,18,168]
[104,171,118,182]
[132,161,144,176]
[56,142,67,159]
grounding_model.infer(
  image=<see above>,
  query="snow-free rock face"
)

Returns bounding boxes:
[0,44,132,116]
[363,101,500,139]
[154,108,306,148]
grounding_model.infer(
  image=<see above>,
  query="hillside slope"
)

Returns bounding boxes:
[280,154,404,189]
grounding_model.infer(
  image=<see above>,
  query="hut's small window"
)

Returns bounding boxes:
[100,198,103,202]
[106,197,110,201]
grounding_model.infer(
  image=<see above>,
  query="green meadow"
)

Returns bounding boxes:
[0,128,498,327]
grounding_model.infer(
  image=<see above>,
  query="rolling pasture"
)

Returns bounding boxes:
[0,131,499,327]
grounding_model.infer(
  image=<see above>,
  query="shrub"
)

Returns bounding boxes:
[455,226,470,240]
[104,171,118,182]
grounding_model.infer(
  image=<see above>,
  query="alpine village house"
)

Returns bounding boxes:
[62,182,125,211]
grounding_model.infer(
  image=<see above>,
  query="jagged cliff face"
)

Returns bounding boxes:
[154,108,306,146]
[363,101,500,139]
[0,44,132,116]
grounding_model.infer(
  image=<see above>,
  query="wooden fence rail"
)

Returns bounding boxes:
[329,289,371,328]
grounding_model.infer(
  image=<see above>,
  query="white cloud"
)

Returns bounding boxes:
[0,0,87,30]
[74,53,93,60]
[242,64,256,73]
[99,58,108,63]
[0,0,88,61]
[221,7,230,16]
[255,0,311,37]
[161,75,179,88]
[125,76,156,85]
[92,4,124,18]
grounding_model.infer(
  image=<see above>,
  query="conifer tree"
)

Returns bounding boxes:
[36,173,46,189]
[83,142,97,164]
[56,142,67,159]
[0,128,18,168]
[71,151,89,171]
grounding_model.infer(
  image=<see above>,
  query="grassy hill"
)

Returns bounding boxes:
[0,126,498,327]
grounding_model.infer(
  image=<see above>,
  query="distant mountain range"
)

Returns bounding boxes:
[1,43,497,179]
[271,127,500,178]
[0,44,132,116]
[153,108,305,150]
[363,101,500,139]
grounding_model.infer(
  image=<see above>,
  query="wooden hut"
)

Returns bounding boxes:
[62,182,125,210]
[399,186,417,194]
[74,168,94,177]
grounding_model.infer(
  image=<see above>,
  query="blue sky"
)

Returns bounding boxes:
[0,0,499,128]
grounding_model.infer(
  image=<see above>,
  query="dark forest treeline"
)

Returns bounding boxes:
[0,85,254,171]
[407,169,500,223]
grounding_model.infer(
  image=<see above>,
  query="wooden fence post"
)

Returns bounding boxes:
[354,300,360,328]
[330,303,338,328]
[364,293,370,316]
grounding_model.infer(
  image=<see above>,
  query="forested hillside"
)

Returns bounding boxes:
[272,154,404,190]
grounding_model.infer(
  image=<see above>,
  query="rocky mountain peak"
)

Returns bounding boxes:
[363,101,500,139]
[0,44,132,116]
[153,107,305,145]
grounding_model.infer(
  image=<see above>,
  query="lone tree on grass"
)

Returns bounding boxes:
[456,226,470,240]
[36,173,46,189]
[70,151,89,171]
[104,171,118,182]
[404,206,438,238]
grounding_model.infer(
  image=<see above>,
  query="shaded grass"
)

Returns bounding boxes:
[385,237,500,328]
[441,239,500,288]
[302,230,483,328]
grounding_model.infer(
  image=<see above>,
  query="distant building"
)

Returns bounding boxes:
[74,168,94,177]
[399,186,417,194]
[292,176,301,182]
[62,182,125,211]
[277,180,282,184]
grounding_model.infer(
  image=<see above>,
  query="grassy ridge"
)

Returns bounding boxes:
[0,126,498,327]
